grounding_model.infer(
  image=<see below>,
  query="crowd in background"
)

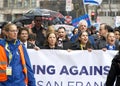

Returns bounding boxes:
[1,15,120,86]
[0,16,120,51]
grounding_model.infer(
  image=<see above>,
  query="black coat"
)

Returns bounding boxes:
[71,41,93,50]
[40,45,62,49]
[106,53,120,86]
[94,36,119,50]
[62,39,72,50]
[32,26,45,46]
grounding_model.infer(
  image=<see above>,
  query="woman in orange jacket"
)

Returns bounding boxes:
[0,23,36,86]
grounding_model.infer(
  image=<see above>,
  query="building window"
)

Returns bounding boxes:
[9,0,15,8]
[108,11,115,16]
[111,0,120,4]
[104,12,107,16]
[102,0,109,4]
[99,11,106,16]
[16,0,23,8]
[5,14,12,21]
[4,0,8,7]
[31,0,36,7]
[108,12,111,16]
[24,0,30,8]
[112,12,115,16]
[116,11,120,16]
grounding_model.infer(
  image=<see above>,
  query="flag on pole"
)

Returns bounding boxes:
[83,0,103,5]
[72,14,91,27]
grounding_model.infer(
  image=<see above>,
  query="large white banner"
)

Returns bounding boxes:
[28,50,118,86]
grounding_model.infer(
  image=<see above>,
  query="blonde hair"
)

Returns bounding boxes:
[106,32,115,38]
[4,23,17,31]
[46,25,55,34]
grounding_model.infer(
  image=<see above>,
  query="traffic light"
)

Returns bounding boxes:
[91,12,95,21]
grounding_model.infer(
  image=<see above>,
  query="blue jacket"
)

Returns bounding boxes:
[0,39,36,86]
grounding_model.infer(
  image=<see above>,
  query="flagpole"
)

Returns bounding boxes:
[83,0,87,14]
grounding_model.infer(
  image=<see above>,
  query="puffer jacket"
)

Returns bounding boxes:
[0,39,36,86]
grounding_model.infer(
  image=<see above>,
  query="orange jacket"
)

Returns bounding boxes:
[0,45,28,85]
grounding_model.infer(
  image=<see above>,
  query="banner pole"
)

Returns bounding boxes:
[83,0,87,14]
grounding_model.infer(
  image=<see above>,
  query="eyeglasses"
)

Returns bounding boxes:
[8,30,19,33]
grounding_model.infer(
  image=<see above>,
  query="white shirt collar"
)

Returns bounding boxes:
[20,41,27,48]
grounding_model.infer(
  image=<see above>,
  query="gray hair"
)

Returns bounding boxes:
[78,20,88,27]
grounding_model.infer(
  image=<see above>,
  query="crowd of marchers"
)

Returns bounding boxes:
[1,16,120,51]
[1,16,120,86]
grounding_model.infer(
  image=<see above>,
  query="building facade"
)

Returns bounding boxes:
[0,0,120,27]
[0,0,84,23]
[0,0,40,22]
[88,0,120,26]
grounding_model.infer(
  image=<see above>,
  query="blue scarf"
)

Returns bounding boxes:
[106,44,116,50]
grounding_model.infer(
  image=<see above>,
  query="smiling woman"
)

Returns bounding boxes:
[71,31,93,51]
[105,32,119,50]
